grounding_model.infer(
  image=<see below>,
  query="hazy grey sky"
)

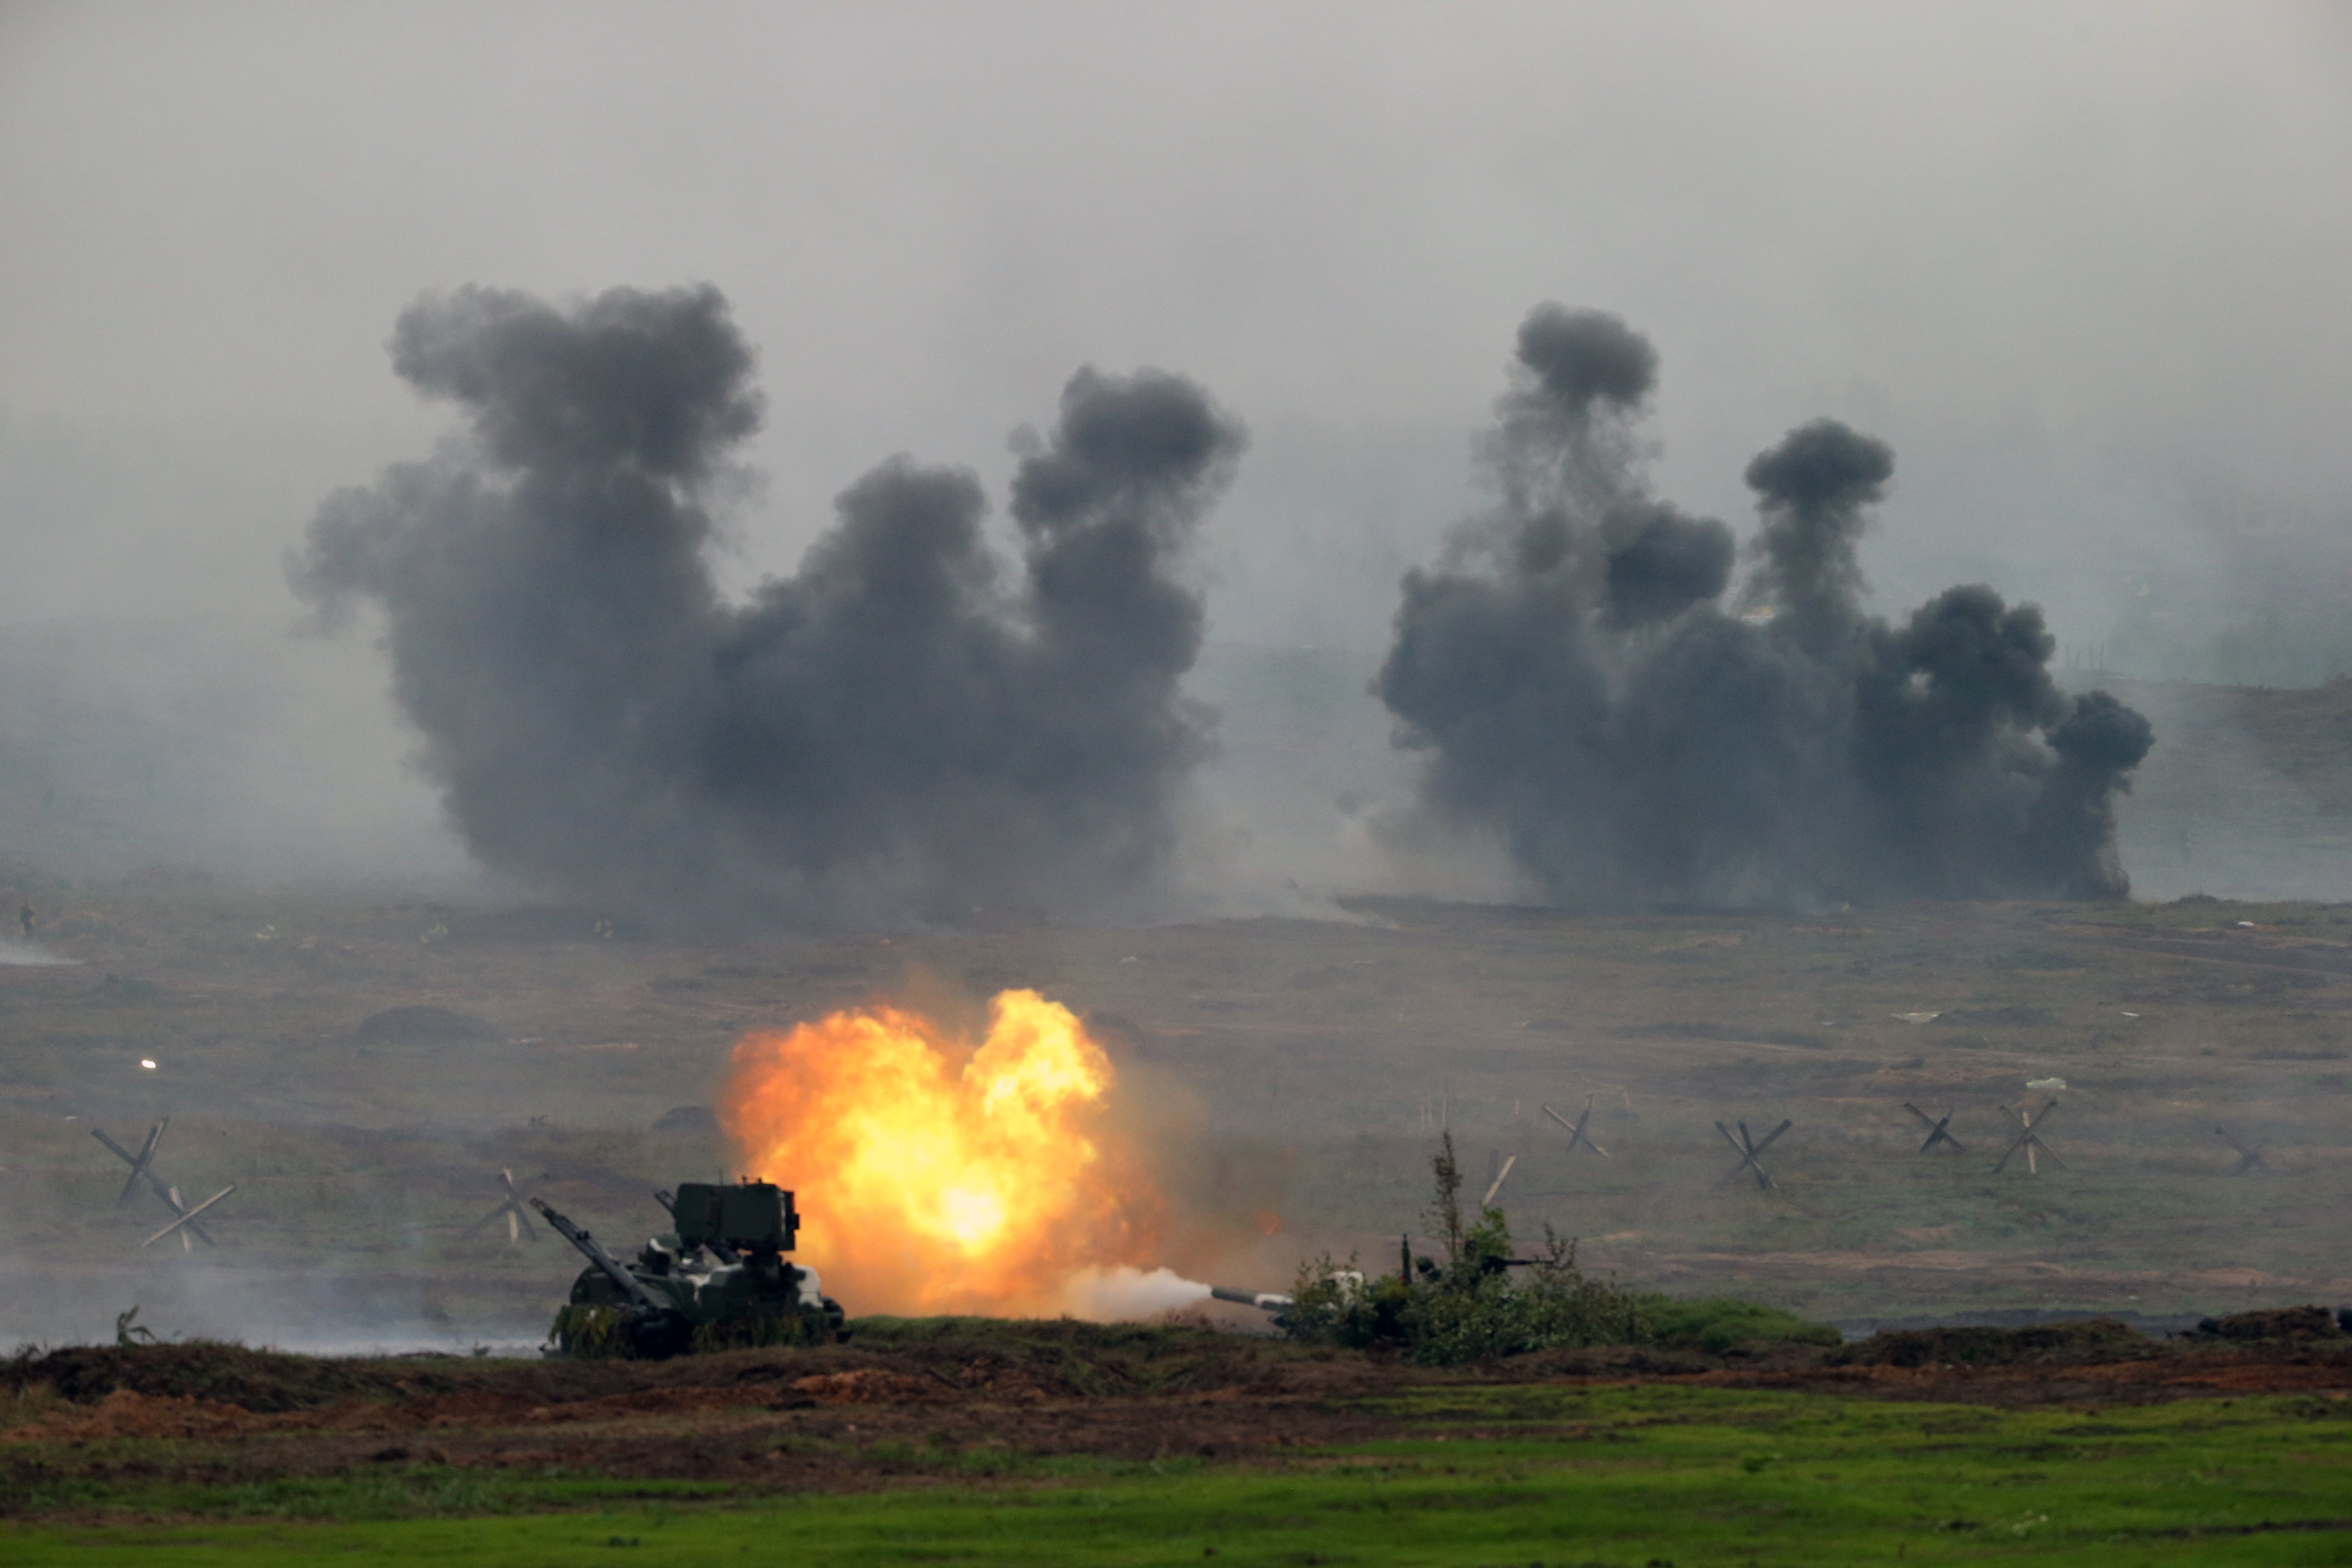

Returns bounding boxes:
[2,0,2346,654]
[0,0,2343,950]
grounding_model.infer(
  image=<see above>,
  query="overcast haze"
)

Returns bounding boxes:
[1,1,2347,897]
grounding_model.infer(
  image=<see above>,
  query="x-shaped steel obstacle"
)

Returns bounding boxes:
[2215,1126,2271,1176]
[1902,1102,1968,1155]
[107,1119,164,1207]
[1541,1097,1611,1158]
[1715,1118,1792,1190]
[461,1168,539,1244]
[90,1120,216,1246]
[144,1185,235,1249]
[1994,1099,2066,1175]
[1480,1154,1518,1207]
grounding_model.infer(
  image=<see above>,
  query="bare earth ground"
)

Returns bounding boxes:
[6,882,2352,1343]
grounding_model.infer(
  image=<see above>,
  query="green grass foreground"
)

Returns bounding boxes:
[9,1385,2352,1564]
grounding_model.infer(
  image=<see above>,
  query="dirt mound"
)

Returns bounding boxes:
[516,1387,777,1424]
[17,1322,2352,1498]
[3,1322,1331,1426]
[9,1342,408,1412]
[1835,1318,2148,1369]
[354,1005,501,1045]
[5,1388,267,1442]
[790,1369,950,1405]
[2189,1305,2348,1342]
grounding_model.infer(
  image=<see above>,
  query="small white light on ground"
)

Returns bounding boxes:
[139,1059,157,1070]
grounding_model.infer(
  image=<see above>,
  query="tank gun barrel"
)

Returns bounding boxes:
[530,1197,668,1314]
[1209,1284,1294,1313]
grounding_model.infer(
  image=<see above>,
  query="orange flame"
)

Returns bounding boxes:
[719,990,1161,1314]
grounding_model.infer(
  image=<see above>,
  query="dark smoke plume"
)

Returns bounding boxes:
[1376,304,2152,905]
[293,284,1245,924]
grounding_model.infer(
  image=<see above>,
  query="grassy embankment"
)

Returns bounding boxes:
[5,1384,2352,1564]
[7,1315,2352,1564]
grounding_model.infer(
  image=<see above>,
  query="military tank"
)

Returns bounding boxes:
[532,1179,845,1358]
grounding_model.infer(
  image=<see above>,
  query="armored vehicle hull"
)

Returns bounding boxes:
[534,1180,845,1358]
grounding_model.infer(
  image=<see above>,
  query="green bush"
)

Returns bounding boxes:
[1645,1296,1842,1354]
[1284,1133,1652,1365]
[547,1303,631,1358]
[1283,1134,1829,1365]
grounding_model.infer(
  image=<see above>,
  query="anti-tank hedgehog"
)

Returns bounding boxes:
[533,1180,844,1358]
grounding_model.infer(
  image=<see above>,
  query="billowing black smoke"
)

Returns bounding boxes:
[292,284,1245,924]
[1375,304,2152,906]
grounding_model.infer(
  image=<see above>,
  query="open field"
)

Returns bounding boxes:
[2100,676,2352,902]
[8,1322,2352,1562]
[6,885,2352,1341]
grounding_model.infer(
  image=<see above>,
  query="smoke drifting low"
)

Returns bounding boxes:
[293,285,1244,924]
[1376,305,2154,906]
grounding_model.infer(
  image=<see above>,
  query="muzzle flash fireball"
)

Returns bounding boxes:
[721,989,1164,1315]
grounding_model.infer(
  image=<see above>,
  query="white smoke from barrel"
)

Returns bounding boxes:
[1058,1265,1213,1321]
[0,940,78,966]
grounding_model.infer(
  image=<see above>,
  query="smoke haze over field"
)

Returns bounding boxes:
[292,286,1242,924]
[14,3,2352,1371]
[0,4,2348,900]
[1377,308,2154,906]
